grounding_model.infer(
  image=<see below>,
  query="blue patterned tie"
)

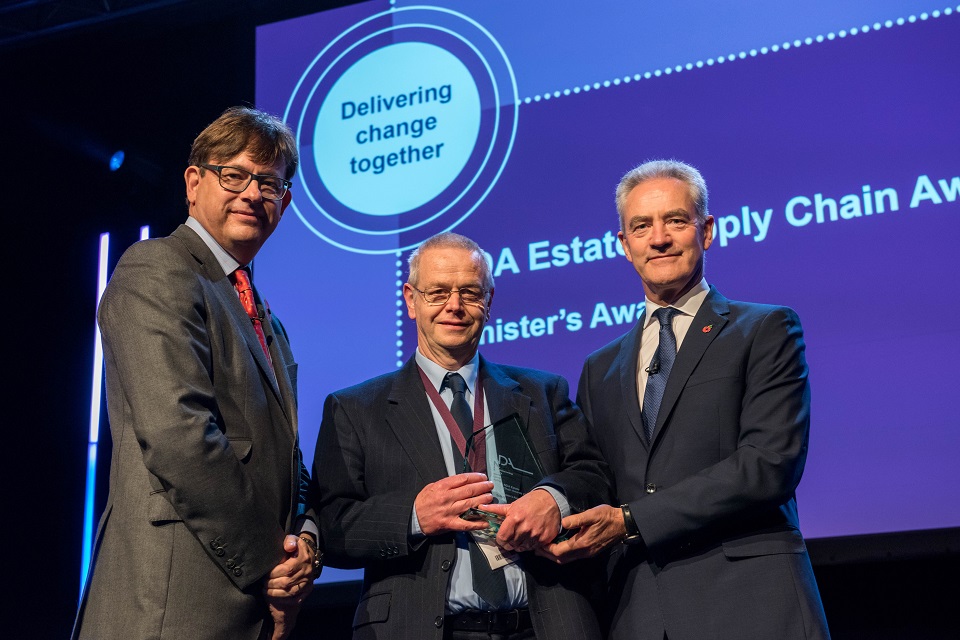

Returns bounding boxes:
[642,307,681,442]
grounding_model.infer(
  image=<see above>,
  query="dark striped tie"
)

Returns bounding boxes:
[445,373,508,609]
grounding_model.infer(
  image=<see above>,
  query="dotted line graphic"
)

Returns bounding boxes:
[520,7,957,104]
[395,255,406,367]
[391,5,956,365]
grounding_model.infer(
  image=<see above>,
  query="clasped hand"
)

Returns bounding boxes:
[263,534,317,640]
[414,472,495,536]
[479,488,561,553]
[535,504,627,564]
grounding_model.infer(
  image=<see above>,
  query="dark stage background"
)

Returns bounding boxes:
[2,2,955,638]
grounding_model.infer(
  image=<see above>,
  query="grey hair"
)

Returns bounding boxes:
[407,232,494,290]
[615,159,709,231]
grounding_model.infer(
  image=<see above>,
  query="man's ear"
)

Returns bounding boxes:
[701,215,715,250]
[184,166,201,205]
[618,230,634,262]
[402,283,417,320]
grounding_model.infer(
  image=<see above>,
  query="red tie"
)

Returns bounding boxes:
[230,267,273,370]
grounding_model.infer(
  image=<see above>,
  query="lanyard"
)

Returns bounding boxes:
[418,365,487,472]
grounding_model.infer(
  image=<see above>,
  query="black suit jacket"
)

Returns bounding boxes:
[312,356,612,640]
[578,287,830,640]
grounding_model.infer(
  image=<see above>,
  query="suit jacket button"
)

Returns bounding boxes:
[645,483,657,494]
[226,559,235,568]
[441,560,451,571]
[434,616,444,628]
[215,548,225,557]
[233,567,243,577]
[380,550,386,557]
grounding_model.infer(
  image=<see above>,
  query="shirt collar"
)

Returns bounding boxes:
[643,277,710,328]
[415,348,480,395]
[185,216,242,276]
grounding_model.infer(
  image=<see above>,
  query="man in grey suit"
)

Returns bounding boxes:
[312,232,612,639]
[542,160,831,639]
[73,107,321,640]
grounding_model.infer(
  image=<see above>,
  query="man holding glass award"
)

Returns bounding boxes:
[311,232,611,640]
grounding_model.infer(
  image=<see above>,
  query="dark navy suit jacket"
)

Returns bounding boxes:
[578,287,830,640]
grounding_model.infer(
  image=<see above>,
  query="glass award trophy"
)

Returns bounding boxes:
[463,412,545,503]
[460,412,575,545]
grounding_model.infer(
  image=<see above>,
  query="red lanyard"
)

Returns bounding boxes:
[418,365,487,472]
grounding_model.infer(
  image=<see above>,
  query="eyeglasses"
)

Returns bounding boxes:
[413,286,487,307]
[199,163,291,200]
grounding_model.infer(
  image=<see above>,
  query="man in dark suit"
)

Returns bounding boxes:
[312,232,612,640]
[543,160,830,639]
[73,107,320,640]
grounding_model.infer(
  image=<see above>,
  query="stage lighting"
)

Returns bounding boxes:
[109,150,125,171]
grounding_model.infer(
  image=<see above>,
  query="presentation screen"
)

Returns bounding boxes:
[256,1,960,582]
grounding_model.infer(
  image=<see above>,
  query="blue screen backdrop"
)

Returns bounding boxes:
[254,1,960,583]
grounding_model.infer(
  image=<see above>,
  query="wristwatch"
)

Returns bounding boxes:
[300,535,324,578]
[620,504,642,543]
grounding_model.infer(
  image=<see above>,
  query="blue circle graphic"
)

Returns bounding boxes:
[284,6,518,254]
[315,42,481,215]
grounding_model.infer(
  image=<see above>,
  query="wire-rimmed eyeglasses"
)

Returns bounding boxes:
[413,286,488,307]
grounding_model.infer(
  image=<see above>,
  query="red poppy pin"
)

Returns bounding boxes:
[702,324,713,333]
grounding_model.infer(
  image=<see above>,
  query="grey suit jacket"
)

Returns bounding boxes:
[312,356,612,640]
[73,224,309,640]
[578,287,830,640]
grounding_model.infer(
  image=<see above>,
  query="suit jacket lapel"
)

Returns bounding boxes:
[232,280,284,401]
[385,358,449,483]
[617,312,649,446]
[482,357,573,478]
[256,290,297,425]
[480,357,529,423]
[172,225,286,412]
[479,356,542,441]
[652,287,730,444]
